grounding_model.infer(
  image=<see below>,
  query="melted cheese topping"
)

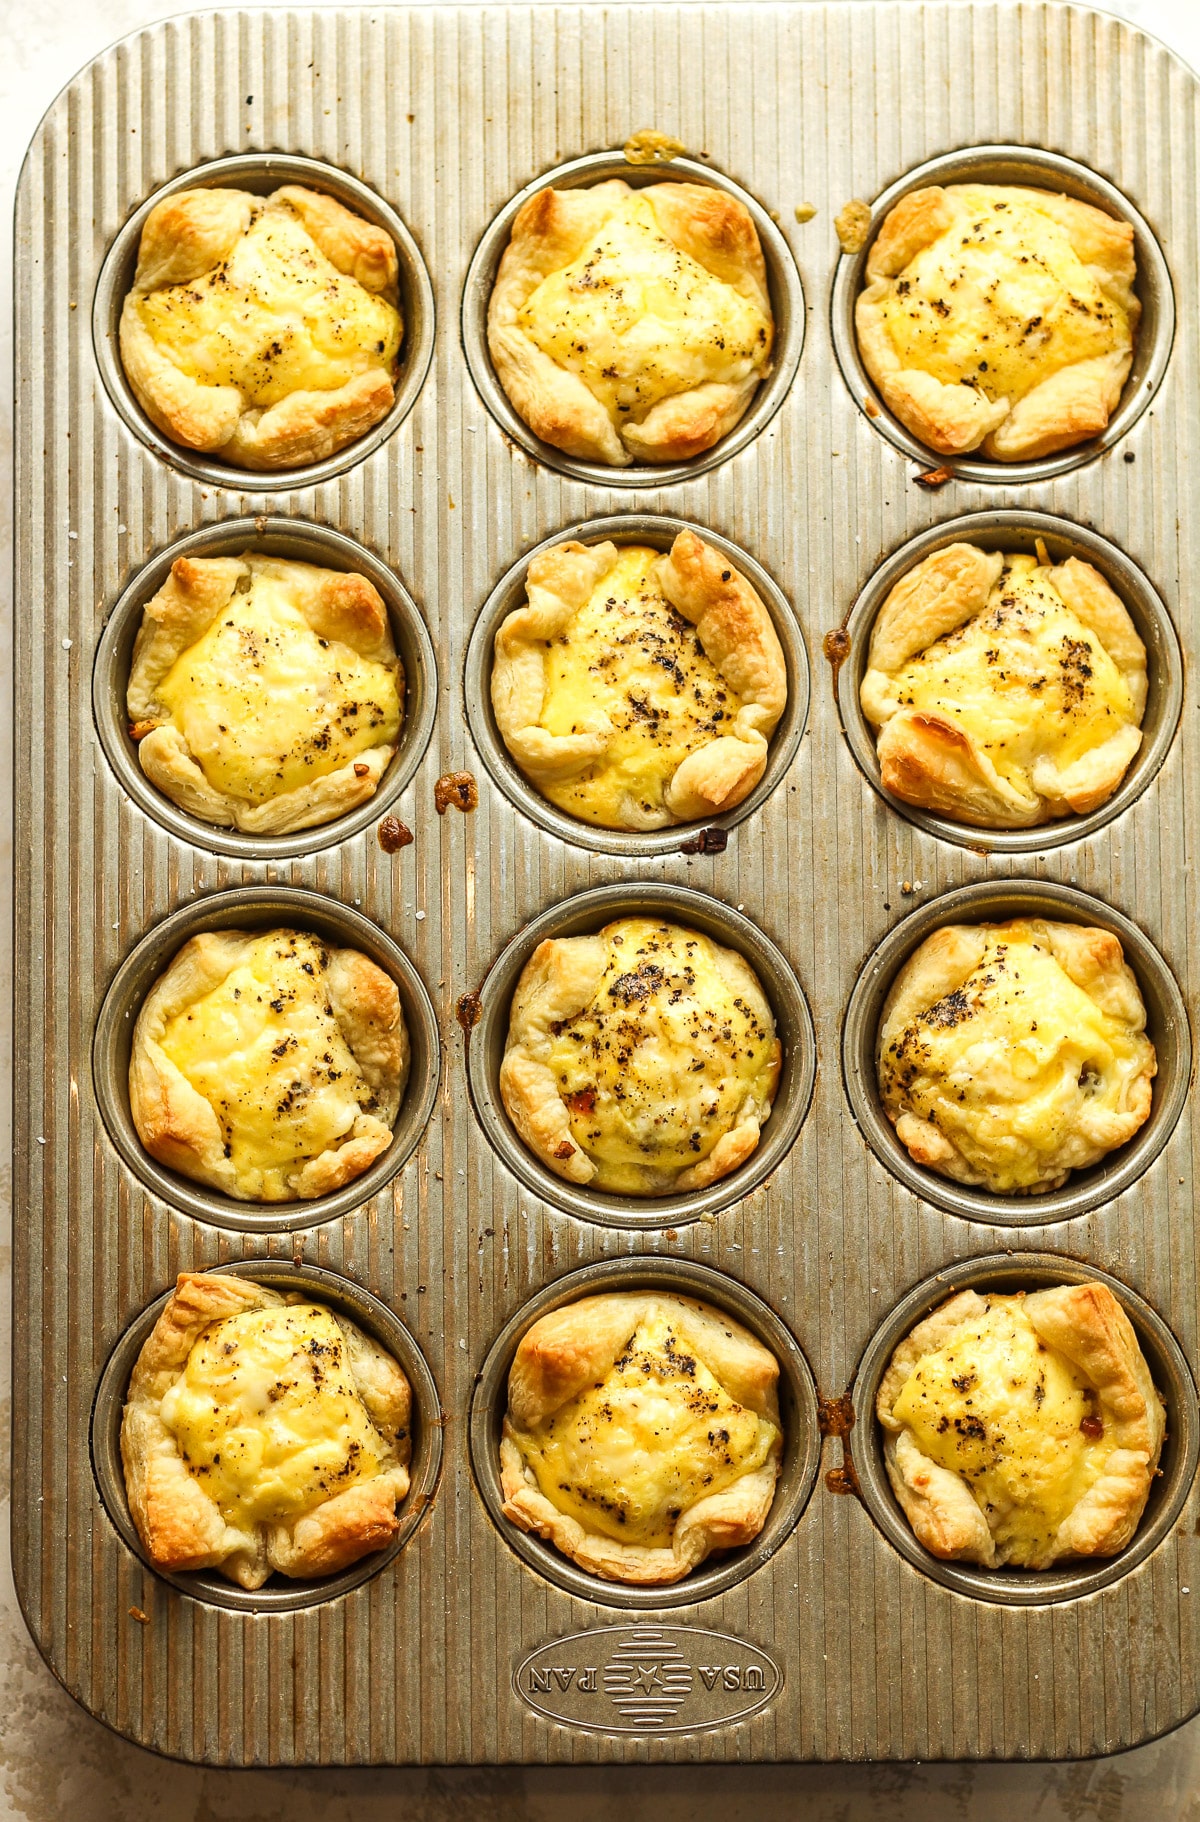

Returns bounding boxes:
[519,193,771,425]
[879,923,1150,1193]
[158,930,377,1196]
[889,1294,1113,1565]
[154,567,401,804]
[877,185,1133,402]
[512,1309,776,1547]
[546,917,779,1194]
[536,545,742,827]
[159,1303,387,1526]
[132,200,401,405]
[887,554,1138,791]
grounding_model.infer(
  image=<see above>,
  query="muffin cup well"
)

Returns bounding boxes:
[93,153,435,491]
[90,1259,443,1614]
[92,887,441,1233]
[465,881,816,1230]
[469,1254,821,1611]
[836,510,1183,854]
[841,880,1191,1226]
[92,516,438,861]
[849,1252,1199,1606]
[829,144,1175,485]
[464,514,810,856]
[461,149,804,487]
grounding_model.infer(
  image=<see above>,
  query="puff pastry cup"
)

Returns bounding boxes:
[860,541,1147,828]
[877,918,1155,1195]
[500,916,780,1195]
[876,1283,1165,1569]
[855,183,1139,461]
[127,552,403,833]
[121,1272,412,1588]
[119,184,403,470]
[487,178,774,466]
[130,927,407,1202]
[500,1290,782,1584]
[491,531,786,829]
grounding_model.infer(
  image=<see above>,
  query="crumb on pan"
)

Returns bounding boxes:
[915,465,954,488]
[434,770,479,814]
[794,203,817,223]
[623,128,686,165]
[378,815,414,852]
[835,199,871,253]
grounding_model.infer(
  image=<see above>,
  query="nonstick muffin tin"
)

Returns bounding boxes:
[12,0,1200,1768]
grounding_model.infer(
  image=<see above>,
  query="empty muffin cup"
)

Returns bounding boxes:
[93,516,437,861]
[90,1258,443,1613]
[465,880,815,1229]
[469,1253,821,1610]
[92,886,441,1232]
[830,144,1174,485]
[462,149,804,487]
[841,879,1190,1225]
[848,1251,1198,1605]
[93,152,435,491]
[464,513,809,856]
[836,510,1182,853]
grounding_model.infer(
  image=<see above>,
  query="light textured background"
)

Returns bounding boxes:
[4,0,1200,1813]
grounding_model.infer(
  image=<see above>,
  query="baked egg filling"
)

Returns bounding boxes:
[131,201,401,406]
[887,1293,1113,1565]
[876,184,1133,403]
[519,193,771,425]
[511,1308,776,1548]
[159,1303,386,1526]
[544,917,780,1193]
[535,544,743,827]
[153,566,401,804]
[157,930,378,1193]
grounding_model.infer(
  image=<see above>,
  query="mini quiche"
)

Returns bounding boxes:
[860,540,1147,828]
[500,916,780,1196]
[877,918,1155,1195]
[487,178,773,466]
[855,183,1139,461]
[501,1289,782,1584]
[121,1272,412,1588]
[491,531,787,830]
[130,927,407,1202]
[119,184,403,470]
[127,552,403,834]
[877,1283,1165,1569]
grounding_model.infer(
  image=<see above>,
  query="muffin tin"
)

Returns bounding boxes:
[12,0,1200,1768]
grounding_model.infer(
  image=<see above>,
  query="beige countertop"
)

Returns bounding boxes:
[3,1,1199,1813]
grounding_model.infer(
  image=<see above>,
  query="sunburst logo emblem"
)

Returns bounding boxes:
[602,1628,694,1725]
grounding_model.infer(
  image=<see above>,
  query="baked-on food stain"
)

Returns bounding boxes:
[434,771,479,814]
[487,178,774,466]
[127,553,403,834]
[377,815,414,852]
[455,990,483,1036]
[119,185,403,471]
[121,1272,412,1588]
[130,926,407,1202]
[623,129,686,165]
[877,917,1155,1194]
[876,1284,1165,1568]
[679,826,729,854]
[491,532,786,831]
[855,184,1139,461]
[860,541,1147,828]
[500,1289,783,1584]
[500,915,780,1195]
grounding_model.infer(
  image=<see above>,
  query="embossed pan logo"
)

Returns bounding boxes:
[514,1624,782,1735]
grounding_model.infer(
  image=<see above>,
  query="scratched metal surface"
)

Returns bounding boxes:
[11,0,1200,1766]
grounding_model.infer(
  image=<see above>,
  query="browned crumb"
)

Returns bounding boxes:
[835,199,871,253]
[129,1606,150,1625]
[794,203,817,224]
[128,719,159,742]
[915,465,954,488]
[680,826,729,855]
[378,815,414,852]
[623,128,685,165]
[434,771,479,814]
[864,396,881,419]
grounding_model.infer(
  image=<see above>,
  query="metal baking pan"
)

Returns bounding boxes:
[12,0,1200,1767]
